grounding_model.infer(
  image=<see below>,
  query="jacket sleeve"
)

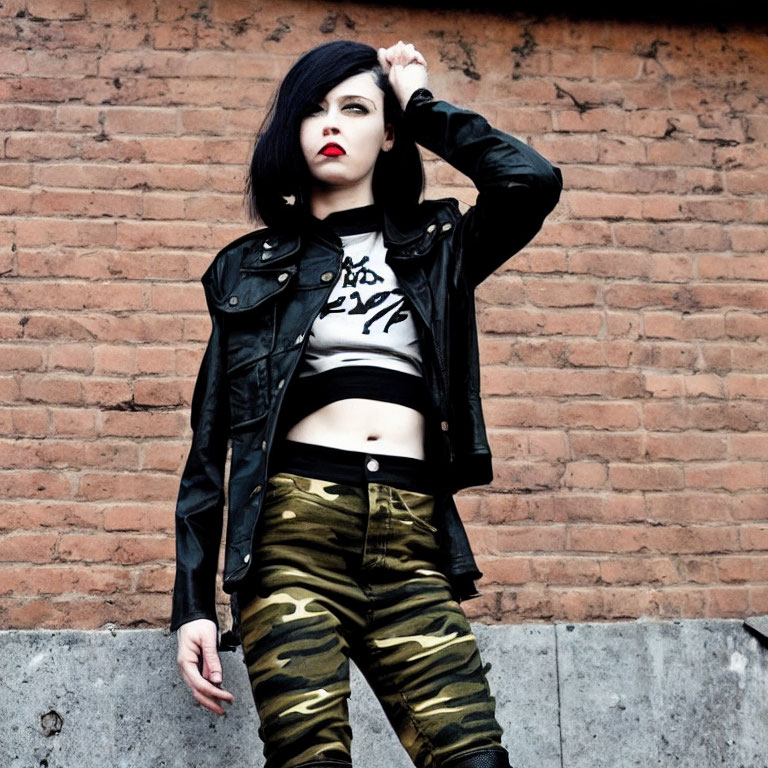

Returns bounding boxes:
[169,308,230,634]
[402,88,563,288]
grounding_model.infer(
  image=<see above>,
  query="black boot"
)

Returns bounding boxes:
[441,747,512,768]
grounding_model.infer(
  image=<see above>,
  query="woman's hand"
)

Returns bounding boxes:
[176,618,235,715]
[377,41,429,111]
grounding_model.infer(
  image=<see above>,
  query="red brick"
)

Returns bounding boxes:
[716,556,768,583]
[81,378,133,408]
[609,464,685,491]
[26,0,86,20]
[730,434,768,460]
[0,438,84,469]
[460,590,501,622]
[0,564,132,595]
[0,501,103,531]
[100,411,186,438]
[706,587,749,618]
[20,374,84,405]
[133,378,190,407]
[82,442,140,470]
[58,532,173,563]
[494,524,567,553]
[49,408,98,437]
[0,470,73,499]
[739,525,768,551]
[644,493,732,524]
[599,588,659,620]
[599,556,679,585]
[732,495,768,521]
[135,564,176,593]
[748,587,768,615]
[0,533,58,562]
[77,472,177,502]
[678,556,718,584]
[645,433,727,461]
[561,461,607,489]
[102,503,174,533]
[685,461,768,491]
[141,440,188,472]
[529,555,600,584]
[474,556,532,585]
[490,461,563,493]
[499,585,557,622]
[478,494,532,525]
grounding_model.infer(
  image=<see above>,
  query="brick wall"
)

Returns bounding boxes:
[1,1,766,629]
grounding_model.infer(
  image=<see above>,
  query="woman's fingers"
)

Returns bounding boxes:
[179,656,235,713]
[378,41,427,72]
[191,685,228,715]
[176,618,235,715]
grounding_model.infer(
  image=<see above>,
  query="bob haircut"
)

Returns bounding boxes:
[245,40,424,230]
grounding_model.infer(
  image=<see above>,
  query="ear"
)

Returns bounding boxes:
[382,123,395,153]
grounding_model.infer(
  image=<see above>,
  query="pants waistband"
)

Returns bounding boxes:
[269,439,437,495]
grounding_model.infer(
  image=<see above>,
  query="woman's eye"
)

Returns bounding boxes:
[344,103,369,114]
[306,104,323,116]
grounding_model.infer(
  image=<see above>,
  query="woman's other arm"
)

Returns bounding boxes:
[171,309,234,714]
[379,41,563,288]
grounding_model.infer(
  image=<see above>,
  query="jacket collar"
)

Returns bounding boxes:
[238,200,456,270]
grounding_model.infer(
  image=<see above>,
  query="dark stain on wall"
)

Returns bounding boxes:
[428,30,481,81]
[266,16,293,43]
[319,12,357,34]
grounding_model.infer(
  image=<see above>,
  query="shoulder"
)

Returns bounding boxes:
[201,226,299,303]
[386,197,461,243]
[415,197,461,225]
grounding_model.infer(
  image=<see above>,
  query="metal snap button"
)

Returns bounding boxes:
[228,296,238,306]
[295,334,304,344]
[441,222,452,232]
[440,421,449,432]
[263,241,273,250]
[366,458,379,472]
[320,271,335,282]
[427,224,436,233]
[277,379,285,389]
[250,484,262,496]
[261,252,270,260]
[277,272,289,282]
[261,440,267,451]
[244,553,250,564]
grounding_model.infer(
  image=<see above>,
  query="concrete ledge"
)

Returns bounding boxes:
[1,618,765,768]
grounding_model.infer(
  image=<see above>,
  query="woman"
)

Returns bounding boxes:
[172,39,562,768]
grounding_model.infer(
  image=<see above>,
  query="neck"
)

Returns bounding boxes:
[309,181,375,221]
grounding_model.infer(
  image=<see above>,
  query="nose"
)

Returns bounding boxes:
[322,123,340,136]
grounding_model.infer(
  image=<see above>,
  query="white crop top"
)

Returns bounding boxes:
[297,228,423,378]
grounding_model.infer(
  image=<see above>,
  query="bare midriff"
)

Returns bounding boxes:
[283,398,426,460]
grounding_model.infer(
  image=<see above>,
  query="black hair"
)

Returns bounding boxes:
[244,40,424,230]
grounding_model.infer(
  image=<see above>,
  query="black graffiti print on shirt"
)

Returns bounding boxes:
[320,289,410,334]
[340,254,384,288]
[318,254,410,335]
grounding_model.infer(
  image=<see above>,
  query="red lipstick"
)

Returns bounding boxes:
[320,143,345,157]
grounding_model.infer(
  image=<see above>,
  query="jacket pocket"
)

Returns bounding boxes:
[219,272,295,433]
[227,354,270,432]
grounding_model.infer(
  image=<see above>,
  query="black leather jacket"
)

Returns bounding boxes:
[170,89,562,645]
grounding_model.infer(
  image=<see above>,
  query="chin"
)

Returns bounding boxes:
[314,173,363,188]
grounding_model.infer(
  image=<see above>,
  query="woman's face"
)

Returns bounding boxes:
[299,71,394,195]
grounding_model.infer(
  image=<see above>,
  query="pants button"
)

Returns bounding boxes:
[366,458,379,472]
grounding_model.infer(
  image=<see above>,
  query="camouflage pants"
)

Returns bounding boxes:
[238,469,508,768]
